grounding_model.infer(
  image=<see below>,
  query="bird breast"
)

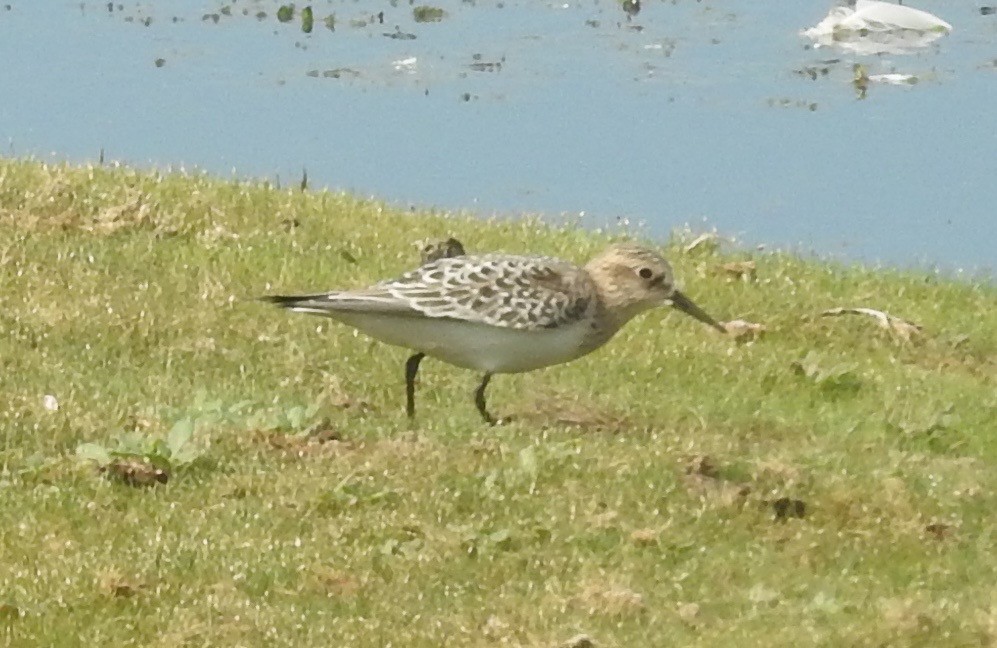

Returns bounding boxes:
[329,311,605,374]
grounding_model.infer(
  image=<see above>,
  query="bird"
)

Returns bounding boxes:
[261,242,726,425]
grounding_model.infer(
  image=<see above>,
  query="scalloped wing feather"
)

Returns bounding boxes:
[376,254,596,330]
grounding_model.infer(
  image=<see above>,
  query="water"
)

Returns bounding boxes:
[1,1,994,275]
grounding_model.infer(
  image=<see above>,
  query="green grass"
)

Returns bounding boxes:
[1,157,995,646]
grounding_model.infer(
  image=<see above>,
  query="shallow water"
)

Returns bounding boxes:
[1,1,994,275]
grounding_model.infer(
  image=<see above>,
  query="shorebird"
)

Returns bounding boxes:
[262,242,725,424]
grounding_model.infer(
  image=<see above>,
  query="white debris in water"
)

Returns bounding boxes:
[802,0,952,54]
[392,57,418,71]
[868,73,918,85]
[43,394,59,411]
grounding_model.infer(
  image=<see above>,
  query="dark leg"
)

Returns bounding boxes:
[405,353,425,418]
[473,373,495,425]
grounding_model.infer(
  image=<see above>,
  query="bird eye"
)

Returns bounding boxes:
[638,267,654,280]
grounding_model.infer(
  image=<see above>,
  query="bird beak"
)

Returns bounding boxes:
[668,290,727,333]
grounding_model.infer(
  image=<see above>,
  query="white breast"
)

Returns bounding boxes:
[330,312,598,374]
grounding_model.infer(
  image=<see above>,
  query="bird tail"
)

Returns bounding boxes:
[259,293,327,308]
[259,292,347,317]
[259,291,416,316]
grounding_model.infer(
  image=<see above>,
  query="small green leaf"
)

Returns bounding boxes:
[286,405,307,430]
[169,445,203,467]
[114,431,148,456]
[167,418,195,456]
[488,528,511,544]
[518,446,538,479]
[148,438,171,462]
[76,443,112,466]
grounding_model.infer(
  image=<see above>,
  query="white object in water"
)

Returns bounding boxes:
[392,57,418,71]
[803,1,952,53]
[868,72,918,85]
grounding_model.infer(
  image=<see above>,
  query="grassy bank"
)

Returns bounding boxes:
[1,158,995,646]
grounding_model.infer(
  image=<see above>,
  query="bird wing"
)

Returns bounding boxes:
[378,254,595,330]
[263,254,595,331]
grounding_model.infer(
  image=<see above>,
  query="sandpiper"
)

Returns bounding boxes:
[262,242,725,424]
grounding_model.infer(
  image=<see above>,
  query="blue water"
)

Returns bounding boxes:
[1,1,994,275]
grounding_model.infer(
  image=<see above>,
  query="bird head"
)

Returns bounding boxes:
[586,243,726,332]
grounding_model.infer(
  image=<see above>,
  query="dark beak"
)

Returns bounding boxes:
[669,290,727,333]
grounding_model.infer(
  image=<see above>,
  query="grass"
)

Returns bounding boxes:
[0,157,995,646]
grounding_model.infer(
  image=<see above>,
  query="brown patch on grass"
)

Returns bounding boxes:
[85,189,156,234]
[681,455,751,507]
[723,318,766,342]
[97,569,144,598]
[559,633,597,648]
[770,497,807,521]
[517,393,632,432]
[252,419,349,457]
[101,457,169,487]
[677,602,701,624]
[717,260,757,281]
[0,602,23,622]
[576,582,645,617]
[0,164,201,236]
[822,475,927,537]
[8,184,151,234]
[629,528,658,546]
[685,454,719,478]
[308,566,363,597]
[924,522,953,541]
[879,596,937,636]
[261,426,343,449]
[260,433,442,475]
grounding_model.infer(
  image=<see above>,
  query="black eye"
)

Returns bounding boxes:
[638,267,654,280]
